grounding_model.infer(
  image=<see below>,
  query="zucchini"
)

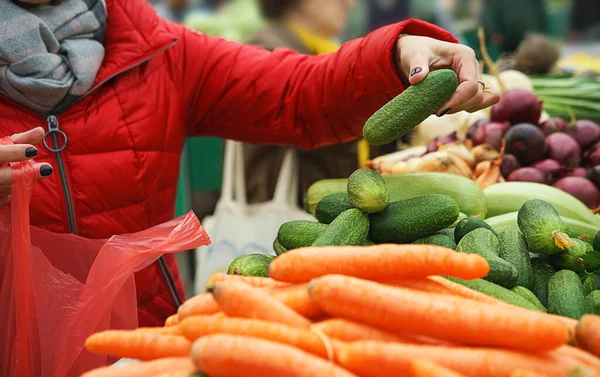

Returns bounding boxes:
[413,233,457,249]
[454,217,496,244]
[583,274,600,297]
[484,182,600,227]
[305,173,486,218]
[277,221,328,250]
[548,269,586,319]
[549,239,600,273]
[586,291,600,315]
[517,200,574,255]
[456,228,518,288]
[370,194,459,244]
[530,257,556,307]
[315,193,354,224]
[511,286,547,312]
[447,277,544,312]
[347,168,389,214]
[312,209,369,247]
[363,69,458,145]
[498,230,535,290]
[485,212,598,237]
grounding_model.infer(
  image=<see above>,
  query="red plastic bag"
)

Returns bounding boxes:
[0,137,211,377]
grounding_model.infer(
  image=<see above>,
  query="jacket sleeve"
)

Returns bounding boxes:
[172,19,457,150]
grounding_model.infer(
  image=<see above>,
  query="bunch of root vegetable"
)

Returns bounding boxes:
[81,244,600,377]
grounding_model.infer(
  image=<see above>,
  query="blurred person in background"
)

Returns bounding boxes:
[152,0,218,22]
[481,0,548,54]
[368,0,411,31]
[570,0,600,42]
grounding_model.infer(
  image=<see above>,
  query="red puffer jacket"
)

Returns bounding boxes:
[0,0,456,326]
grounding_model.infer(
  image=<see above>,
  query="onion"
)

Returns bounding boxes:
[539,117,569,135]
[427,132,459,153]
[545,132,581,168]
[565,167,588,178]
[554,177,600,209]
[466,118,490,141]
[500,154,521,178]
[504,123,547,166]
[587,166,600,190]
[471,122,510,150]
[585,141,600,166]
[568,120,600,150]
[507,167,550,184]
[490,89,543,125]
[530,159,562,173]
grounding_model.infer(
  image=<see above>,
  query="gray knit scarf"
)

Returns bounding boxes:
[0,0,107,114]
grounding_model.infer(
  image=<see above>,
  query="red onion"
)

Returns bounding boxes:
[568,120,600,150]
[585,141,600,166]
[539,117,569,135]
[565,167,588,178]
[466,118,491,141]
[588,166,600,190]
[504,123,547,166]
[507,167,550,184]
[471,122,510,150]
[491,89,543,125]
[427,132,459,153]
[530,159,562,173]
[500,154,521,178]
[554,177,600,209]
[545,132,581,168]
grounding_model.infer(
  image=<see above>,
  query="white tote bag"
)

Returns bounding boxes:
[194,140,315,294]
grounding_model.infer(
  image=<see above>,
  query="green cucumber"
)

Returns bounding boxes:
[347,168,389,214]
[583,274,600,297]
[548,269,586,319]
[454,217,496,243]
[363,69,458,145]
[456,228,518,288]
[586,291,600,315]
[486,212,598,238]
[413,233,457,249]
[315,193,354,224]
[227,254,273,277]
[511,286,547,312]
[437,228,455,238]
[498,230,534,290]
[369,194,459,244]
[447,277,544,312]
[549,239,600,273]
[517,199,574,255]
[530,257,556,307]
[273,238,287,256]
[593,230,600,251]
[450,212,468,228]
[277,220,328,250]
[312,209,370,247]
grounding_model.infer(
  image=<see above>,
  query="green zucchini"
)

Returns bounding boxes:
[347,168,389,214]
[586,291,600,315]
[364,69,458,145]
[511,286,547,312]
[549,239,600,273]
[312,209,369,247]
[530,257,556,307]
[456,228,518,288]
[277,221,327,250]
[517,199,574,255]
[315,193,354,224]
[413,233,457,249]
[454,217,496,244]
[369,194,459,244]
[498,230,534,290]
[548,269,586,319]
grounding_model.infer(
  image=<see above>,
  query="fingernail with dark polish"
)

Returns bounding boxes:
[25,147,38,158]
[40,166,53,177]
[410,67,422,77]
[439,108,451,117]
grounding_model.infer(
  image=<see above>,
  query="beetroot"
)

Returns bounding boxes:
[500,154,521,178]
[554,177,600,209]
[490,89,543,125]
[545,132,581,168]
[427,132,459,153]
[539,117,569,135]
[466,118,491,141]
[585,141,600,166]
[530,159,562,173]
[588,166,600,190]
[507,168,550,184]
[568,120,600,150]
[504,123,547,166]
[471,122,510,150]
[565,167,588,178]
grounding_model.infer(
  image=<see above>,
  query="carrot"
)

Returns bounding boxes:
[567,366,600,377]
[338,341,580,377]
[178,293,221,320]
[268,244,490,283]
[273,284,323,318]
[510,370,549,377]
[165,314,179,327]
[428,276,504,304]
[207,273,291,288]
[85,330,191,360]
[388,278,455,295]
[179,315,342,359]
[81,358,195,377]
[308,275,568,352]
[554,345,600,371]
[136,326,184,336]
[312,318,414,343]
[411,360,467,377]
[577,315,600,358]
[191,334,359,377]
[150,372,198,377]
[211,281,312,329]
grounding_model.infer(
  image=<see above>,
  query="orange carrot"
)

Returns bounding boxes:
[554,345,600,371]
[150,372,199,377]
[428,276,504,304]
[191,334,359,377]
[509,370,549,377]
[178,293,221,320]
[85,330,191,360]
[272,284,323,318]
[208,273,291,288]
[179,315,341,359]
[411,360,467,377]
[211,281,312,329]
[81,358,194,377]
[268,244,490,283]
[577,315,600,358]
[338,341,579,377]
[312,318,414,343]
[136,326,184,336]
[388,278,455,295]
[165,314,179,327]
[308,275,568,352]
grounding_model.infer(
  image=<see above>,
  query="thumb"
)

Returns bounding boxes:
[11,127,45,145]
[407,55,430,86]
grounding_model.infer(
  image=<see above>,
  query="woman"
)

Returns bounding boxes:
[0,0,498,327]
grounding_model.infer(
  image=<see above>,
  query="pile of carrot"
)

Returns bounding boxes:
[80,244,600,377]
